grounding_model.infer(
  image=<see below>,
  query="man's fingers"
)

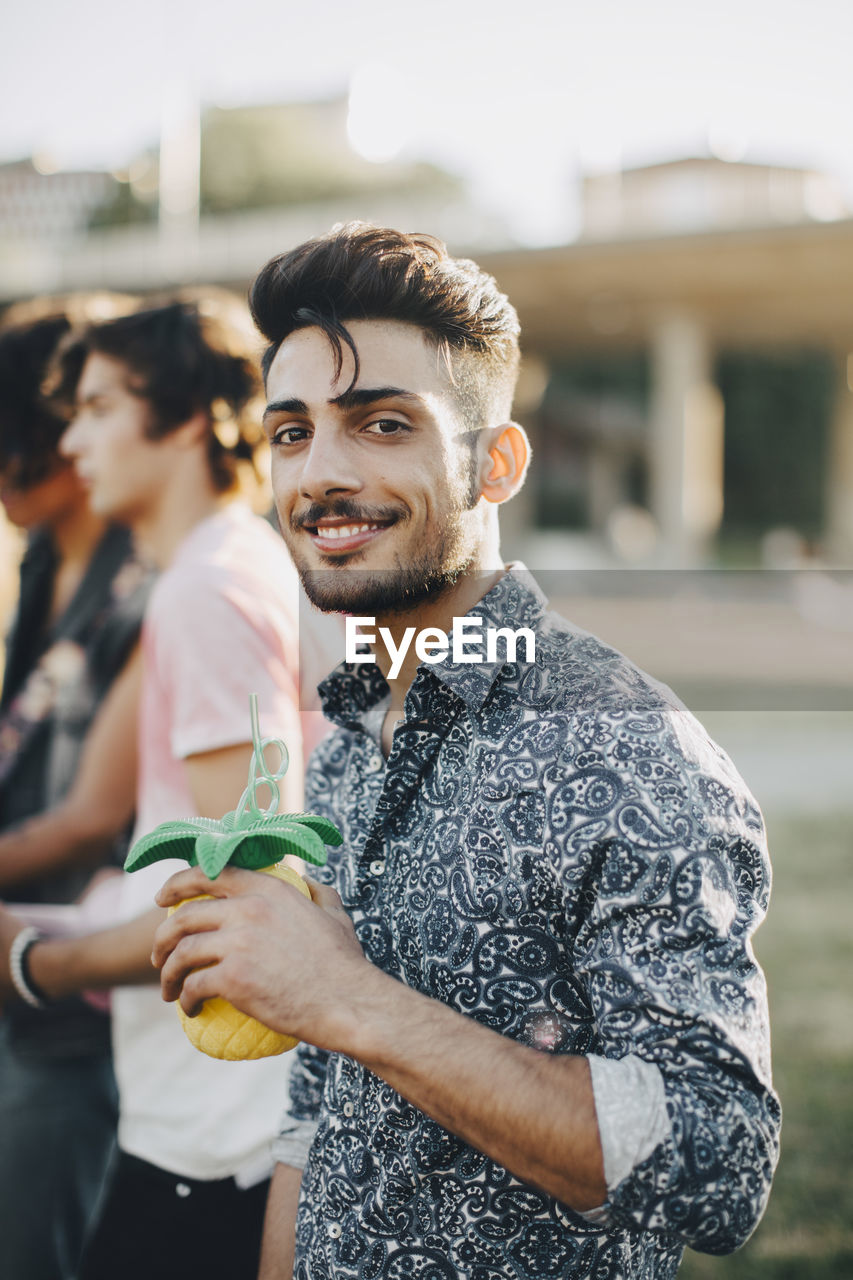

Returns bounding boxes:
[155,865,257,908]
[175,964,227,1019]
[152,871,353,1027]
[304,877,344,911]
[158,929,226,1003]
[152,896,230,970]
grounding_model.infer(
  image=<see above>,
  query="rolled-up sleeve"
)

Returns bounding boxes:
[568,708,782,1254]
[271,1041,330,1170]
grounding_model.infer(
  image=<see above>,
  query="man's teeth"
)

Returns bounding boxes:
[315,523,378,540]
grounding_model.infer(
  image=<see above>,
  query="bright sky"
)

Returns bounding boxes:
[3,0,853,243]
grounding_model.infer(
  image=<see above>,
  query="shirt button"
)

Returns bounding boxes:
[369,859,385,876]
[328,1222,342,1239]
[342,1101,355,1118]
[367,755,383,773]
[175,1182,191,1198]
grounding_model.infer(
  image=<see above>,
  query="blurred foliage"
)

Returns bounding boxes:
[87,180,157,230]
[198,100,460,215]
[84,98,461,228]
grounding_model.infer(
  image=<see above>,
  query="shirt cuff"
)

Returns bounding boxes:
[578,1052,671,1223]
[271,1117,321,1171]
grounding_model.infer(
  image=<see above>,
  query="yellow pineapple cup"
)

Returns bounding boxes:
[126,694,342,1060]
[169,863,311,1059]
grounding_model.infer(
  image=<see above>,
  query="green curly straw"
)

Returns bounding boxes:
[125,693,342,881]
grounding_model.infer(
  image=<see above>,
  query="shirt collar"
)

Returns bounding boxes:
[317,564,548,730]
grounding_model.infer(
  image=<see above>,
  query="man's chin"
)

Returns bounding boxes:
[298,568,409,615]
[300,568,367,614]
[86,488,118,519]
[298,564,467,617]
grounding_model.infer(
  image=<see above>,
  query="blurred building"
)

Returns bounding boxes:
[481,157,853,567]
[0,95,508,300]
[2,136,853,567]
[581,156,847,240]
[0,158,118,241]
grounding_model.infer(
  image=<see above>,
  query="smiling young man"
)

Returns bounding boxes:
[154,225,781,1280]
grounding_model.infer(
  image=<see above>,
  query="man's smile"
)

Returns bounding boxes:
[292,504,404,558]
[308,520,390,555]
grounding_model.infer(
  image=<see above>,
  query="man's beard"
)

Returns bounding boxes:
[285,498,475,616]
[299,555,473,615]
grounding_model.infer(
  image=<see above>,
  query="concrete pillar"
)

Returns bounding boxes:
[649,311,724,565]
[587,446,624,533]
[825,353,853,565]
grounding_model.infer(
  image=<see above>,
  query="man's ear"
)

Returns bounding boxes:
[480,423,530,504]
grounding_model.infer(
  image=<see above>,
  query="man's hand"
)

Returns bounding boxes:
[155,867,608,1213]
[152,866,377,1051]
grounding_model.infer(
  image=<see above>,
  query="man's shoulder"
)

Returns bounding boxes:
[491,604,760,811]
[485,570,681,723]
[149,508,297,619]
[519,602,685,726]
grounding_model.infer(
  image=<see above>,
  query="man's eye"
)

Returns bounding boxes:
[364,419,408,436]
[272,426,310,446]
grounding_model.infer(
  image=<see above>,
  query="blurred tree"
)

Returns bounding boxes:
[83,97,461,227]
[87,181,157,230]
[199,98,460,214]
[85,151,159,231]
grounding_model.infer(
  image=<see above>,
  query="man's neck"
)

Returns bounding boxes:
[132,462,231,570]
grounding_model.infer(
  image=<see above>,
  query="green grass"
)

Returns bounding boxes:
[679,813,853,1279]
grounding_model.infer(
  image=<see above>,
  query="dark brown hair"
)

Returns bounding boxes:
[54,298,262,492]
[249,223,521,428]
[0,313,72,486]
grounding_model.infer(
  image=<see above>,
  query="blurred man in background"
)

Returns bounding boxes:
[0,296,325,1280]
[0,306,149,1280]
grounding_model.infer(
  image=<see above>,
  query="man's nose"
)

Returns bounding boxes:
[298,432,363,500]
[59,418,81,459]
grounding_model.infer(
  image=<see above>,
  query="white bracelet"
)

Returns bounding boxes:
[9,926,46,1009]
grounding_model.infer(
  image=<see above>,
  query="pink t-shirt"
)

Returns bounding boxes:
[114,503,332,1183]
[135,503,304,838]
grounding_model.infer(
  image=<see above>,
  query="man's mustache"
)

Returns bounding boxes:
[291,500,406,530]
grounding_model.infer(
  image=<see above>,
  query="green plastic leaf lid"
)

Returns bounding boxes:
[125,693,342,881]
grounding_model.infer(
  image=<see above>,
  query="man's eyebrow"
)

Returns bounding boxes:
[263,397,309,421]
[263,387,423,421]
[330,386,422,412]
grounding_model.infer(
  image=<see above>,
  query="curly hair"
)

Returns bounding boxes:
[0,313,73,487]
[53,297,263,493]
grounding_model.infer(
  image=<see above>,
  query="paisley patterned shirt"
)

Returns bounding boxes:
[279,568,780,1280]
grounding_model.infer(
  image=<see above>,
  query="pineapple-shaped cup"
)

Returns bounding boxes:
[125,694,342,1060]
